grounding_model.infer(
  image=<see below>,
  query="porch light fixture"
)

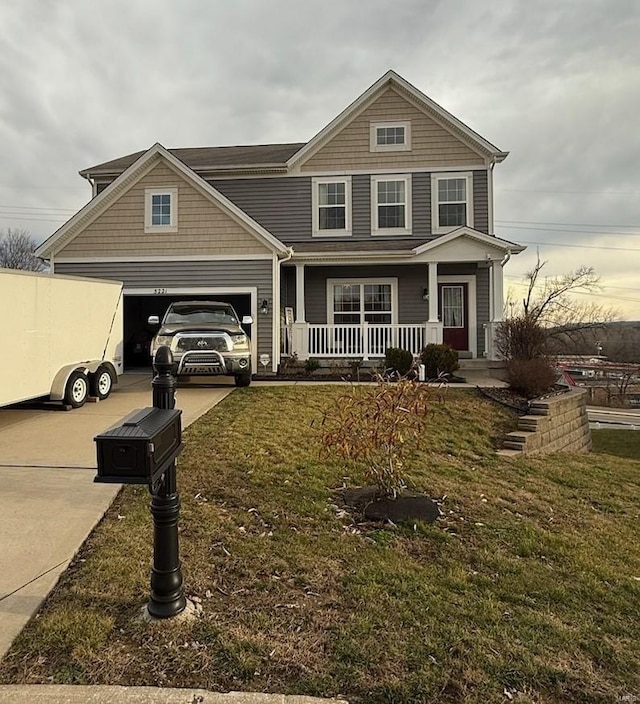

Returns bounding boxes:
[422,288,429,301]
[260,299,269,315]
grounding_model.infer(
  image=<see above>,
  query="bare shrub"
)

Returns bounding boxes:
[505,358,558,399]
[320,379,429,497]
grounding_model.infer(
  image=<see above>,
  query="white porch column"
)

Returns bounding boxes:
[295,263,306,323]
[485,260,505,360]
[491,260,504,322]
[428,261,438,322]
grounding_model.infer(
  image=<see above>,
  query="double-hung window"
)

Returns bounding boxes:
[312,177,351,236]
[145,188,178,233]
[371,175,411,235]
[329,279,397,325]
[370,121,411,152]
[431,173,473,233]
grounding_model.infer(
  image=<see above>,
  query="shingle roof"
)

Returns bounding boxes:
[81,143,307,176]
[292,239,431,253]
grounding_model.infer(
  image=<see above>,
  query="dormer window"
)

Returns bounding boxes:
[145,188,178,233]
[370,121,411,152]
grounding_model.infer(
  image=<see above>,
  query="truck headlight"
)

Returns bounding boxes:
[230,334,249,350]
[152,335,173,352]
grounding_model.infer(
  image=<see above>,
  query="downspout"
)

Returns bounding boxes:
[488,156,496,234]
[501,250,511,267]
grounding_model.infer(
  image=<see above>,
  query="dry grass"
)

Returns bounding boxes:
[0,387,639,703]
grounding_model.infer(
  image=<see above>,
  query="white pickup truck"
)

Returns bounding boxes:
[0,268,123,409]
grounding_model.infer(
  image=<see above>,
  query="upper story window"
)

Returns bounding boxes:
[431,173,473,233]
[145,188,178,233]
[370,121,411,152]
[312,177,352,236]
[371,175,411,235]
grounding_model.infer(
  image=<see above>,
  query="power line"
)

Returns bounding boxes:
[0,215,68,223]
[496,224,640,237]
[0,204,77,213]
[515,239,640,252]
[504,279,640,304]
[496,219,640,230]
[504,276,639,293]
[496,188,640,196]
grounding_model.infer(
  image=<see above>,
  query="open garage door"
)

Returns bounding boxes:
[123,292,253,370]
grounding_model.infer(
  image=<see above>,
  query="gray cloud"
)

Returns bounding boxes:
[1,0,638,315]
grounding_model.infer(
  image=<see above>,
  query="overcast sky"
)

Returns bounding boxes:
[1,0,638,319]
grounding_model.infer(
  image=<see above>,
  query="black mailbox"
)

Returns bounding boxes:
[94,407,183,485]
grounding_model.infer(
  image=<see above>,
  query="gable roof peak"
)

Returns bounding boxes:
[287,69,508,169]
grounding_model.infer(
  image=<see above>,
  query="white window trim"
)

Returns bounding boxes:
[370,121,411,152]
[431,172,474,234]
[312,176,352,237]
[326,277,399,324]
[145,188,178,233]
[371,174,412,236]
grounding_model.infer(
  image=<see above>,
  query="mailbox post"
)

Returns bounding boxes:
[148,347,186,618]
[94,346,187,619]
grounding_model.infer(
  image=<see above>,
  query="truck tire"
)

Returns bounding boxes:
[64,371,89,408]
[90,366,114,400]
[234,371,251,387]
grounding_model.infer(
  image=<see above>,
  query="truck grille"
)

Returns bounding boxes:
[177,336,228,352]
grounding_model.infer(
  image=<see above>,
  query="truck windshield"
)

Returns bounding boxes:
[164,305,237,325]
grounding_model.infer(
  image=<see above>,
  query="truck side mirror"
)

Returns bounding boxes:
[242,315,253,325]
[148,315,160,325]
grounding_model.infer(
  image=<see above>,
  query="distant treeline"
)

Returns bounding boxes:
[548,321,640,363]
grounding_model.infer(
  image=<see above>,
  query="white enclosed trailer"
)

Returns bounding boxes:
[0,268,123,409]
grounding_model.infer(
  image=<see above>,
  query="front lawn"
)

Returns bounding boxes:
[1,387,639,703]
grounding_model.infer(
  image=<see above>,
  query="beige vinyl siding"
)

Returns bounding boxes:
[301,88,486,172]
[57,162,271,258]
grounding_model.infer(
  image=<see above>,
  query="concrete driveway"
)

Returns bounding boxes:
[0,373,232,658]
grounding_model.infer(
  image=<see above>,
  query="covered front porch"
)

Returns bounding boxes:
[278,228,523,365]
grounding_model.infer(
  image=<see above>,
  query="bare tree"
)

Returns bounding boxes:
[505,254,617,353]
[0,228,46,272]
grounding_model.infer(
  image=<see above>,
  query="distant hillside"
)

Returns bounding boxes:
[548,321,640,363]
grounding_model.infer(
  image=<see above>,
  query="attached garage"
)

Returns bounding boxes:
[122,288,255,370]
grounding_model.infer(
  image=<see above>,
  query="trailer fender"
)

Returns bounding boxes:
[50,364,92,401]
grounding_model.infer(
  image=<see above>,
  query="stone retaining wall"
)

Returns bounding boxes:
[500,388,591,456]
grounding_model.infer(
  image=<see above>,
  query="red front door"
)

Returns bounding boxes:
[439,283,468,351]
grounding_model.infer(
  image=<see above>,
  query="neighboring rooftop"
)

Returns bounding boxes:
[81,142,307,176]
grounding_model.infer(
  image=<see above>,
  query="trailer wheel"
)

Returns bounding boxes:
[64,371,89,408]
[90,366,114,400]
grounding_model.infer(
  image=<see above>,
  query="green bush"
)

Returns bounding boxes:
[384,347,414,376]
[419,343,459,379]
[304,357,321,375]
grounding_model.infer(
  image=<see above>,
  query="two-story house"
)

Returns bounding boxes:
[35,70,524,374]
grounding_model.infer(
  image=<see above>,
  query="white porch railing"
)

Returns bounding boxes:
[306,323,427,359]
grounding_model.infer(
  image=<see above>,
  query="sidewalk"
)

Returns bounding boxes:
[0,685,347,703]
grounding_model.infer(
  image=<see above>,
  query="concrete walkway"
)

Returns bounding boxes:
[0,373,232,659]
[0,685,346,703]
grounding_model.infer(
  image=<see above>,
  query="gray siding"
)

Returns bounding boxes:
[352,174,371,238]
[212,177,312,243]
[473,170,489,234]
[54,260,274,359]
[304,264,431,325]
[476,265,490,356]
[213,173,458,244]
[412,172,430,237]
